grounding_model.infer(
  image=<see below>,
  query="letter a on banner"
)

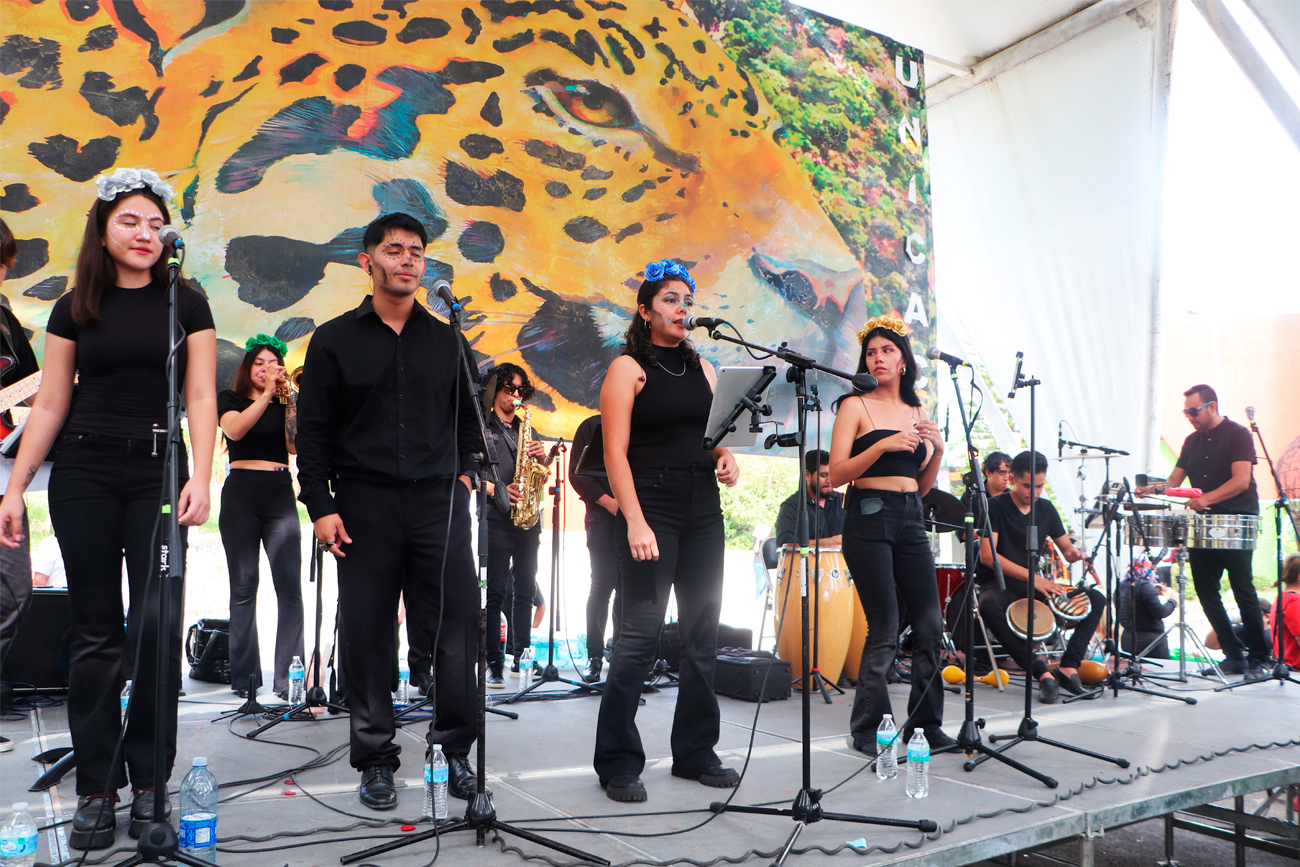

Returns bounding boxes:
[905,292,929,327]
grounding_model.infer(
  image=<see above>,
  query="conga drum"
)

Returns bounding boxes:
[775,546,853,685]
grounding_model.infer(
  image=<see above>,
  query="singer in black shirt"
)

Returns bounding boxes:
[295,213,482,810]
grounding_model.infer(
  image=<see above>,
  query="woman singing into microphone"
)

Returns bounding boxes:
[829,316,950,755]
[0,169,216,849]
[218,335,304,699]
[593,260,740,803]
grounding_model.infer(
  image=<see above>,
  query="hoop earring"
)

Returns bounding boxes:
[901,366,907,374]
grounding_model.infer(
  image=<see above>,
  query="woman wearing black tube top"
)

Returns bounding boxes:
[218,335,304,699]
[829,316,952,756]
[593,259,740,803]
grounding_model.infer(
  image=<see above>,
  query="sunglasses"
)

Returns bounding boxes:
[502,383,535,400]
[1182,401,1212,418]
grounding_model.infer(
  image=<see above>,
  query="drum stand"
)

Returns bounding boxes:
[1137,548,1226,685]
[971,355,1129,781]
[1218,411,1298,692]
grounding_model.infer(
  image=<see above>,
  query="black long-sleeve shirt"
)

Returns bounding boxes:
[570,414,614,524]
[774,488,845,548]
[1117,578,1177,635]
[296,296,481,521]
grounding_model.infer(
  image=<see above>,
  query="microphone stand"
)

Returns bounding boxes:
[344,295,603,866]
[939,360,1055,786]
[111,247,211,866]
[971,355,1129,782]
[505,439,606,702]
[1218,413,1298,691]
[695,326,934,867]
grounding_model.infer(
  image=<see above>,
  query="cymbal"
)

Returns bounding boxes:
[922,488,965,534]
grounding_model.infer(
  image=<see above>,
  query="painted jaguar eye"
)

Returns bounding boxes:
[526,70,637,130]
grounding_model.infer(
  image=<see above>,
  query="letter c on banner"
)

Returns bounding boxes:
[905,233,927,265]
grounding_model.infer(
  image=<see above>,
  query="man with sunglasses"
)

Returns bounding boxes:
[1136,384,1267,675]
[481,363,552,688]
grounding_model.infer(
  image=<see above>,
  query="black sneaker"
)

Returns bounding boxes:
[486,665,505,690]
[509,659,521,678]
[1207,658,1248,676]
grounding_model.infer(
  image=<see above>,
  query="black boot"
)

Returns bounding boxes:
[583,657,603,684]
[70,792,119,850]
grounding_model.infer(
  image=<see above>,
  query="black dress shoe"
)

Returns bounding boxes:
[129,787,171,838]
[447,754,488,800]
[1051,669,1085,696]
[413,671,434,697]
[70,792,119,850]
[671,764,740,788]
[583,658,603,684]
[1038,676,1060,704]
[601,774,647,802]
[902,726,959,753]
[359,765,397,810]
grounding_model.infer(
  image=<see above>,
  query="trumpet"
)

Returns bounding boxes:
[275,366,305,404]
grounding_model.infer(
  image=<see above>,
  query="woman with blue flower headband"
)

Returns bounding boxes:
[216,335,304,701]
[0,167,217,848]
[593,260,741,803]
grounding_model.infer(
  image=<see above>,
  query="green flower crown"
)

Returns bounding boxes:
[244,334,288,357]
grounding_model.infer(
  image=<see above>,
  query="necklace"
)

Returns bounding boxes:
[656,354,686,377]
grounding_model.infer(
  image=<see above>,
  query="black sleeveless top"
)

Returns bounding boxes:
[626,345,714,469]
[851,429,927,479]
[218,390,289,464]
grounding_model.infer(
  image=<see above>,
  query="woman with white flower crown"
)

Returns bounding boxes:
[592,260,741,803]
[0,168,217,849]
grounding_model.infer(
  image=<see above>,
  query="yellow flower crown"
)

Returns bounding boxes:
[857,315,908,343]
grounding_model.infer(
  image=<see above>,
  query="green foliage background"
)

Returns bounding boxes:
[720,454,801,550]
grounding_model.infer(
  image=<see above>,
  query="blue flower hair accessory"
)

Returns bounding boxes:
[244,333,288,358]
[643,259,695,293]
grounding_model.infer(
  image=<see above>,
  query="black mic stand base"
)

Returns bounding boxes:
[958,718,1060,788]
[501,662,602,703]
[790,668,843,704]
[1216,661,1300,692]
[246,686,350,739]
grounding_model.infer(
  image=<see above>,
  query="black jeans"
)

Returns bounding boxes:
[334,478,477,769]
[48,433,187,795]
[584,513,621,659]
[980,585,1106,678]
[594,466,724,783]
[0,502,31,674]
[1189,547,1269,662]
[840,489,944,745]
[484,513,540,667]
[219,469,304,694]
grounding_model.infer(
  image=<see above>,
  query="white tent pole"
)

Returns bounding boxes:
[1192,0,1300,150]
[929,0,1151,106]
[1143,0,1180,473]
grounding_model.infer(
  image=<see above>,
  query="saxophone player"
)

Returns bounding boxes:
[482,363,552,688]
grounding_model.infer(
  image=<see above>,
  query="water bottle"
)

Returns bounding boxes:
[518,647,534,690]
[395,666,410,709]
[906,730,930,799]
[875,715,898,781]
[427,745,448,821]
[0,802,38,867]
[178,757,218,862]
[120,681,132,726]
[287,656,305,705]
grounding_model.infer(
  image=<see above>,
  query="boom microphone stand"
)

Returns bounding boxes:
[1219,407,1298,691]
[111,243,209,866]
[938,358,1055,786]
[694,325,934,867]
[970,353,1129,784]
[345,288,603,865]
[506,439,605,702]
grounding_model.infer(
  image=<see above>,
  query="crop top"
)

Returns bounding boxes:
[850,429,927,479]
[218,390,289,464]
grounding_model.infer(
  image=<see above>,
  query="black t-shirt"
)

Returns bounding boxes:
[46,281,215,439]
[981,492,1067,593]
[218,390,288,464]
[0,305,40,389]
[1174,418,1258,515]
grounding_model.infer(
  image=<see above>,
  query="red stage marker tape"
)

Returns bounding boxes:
[401,825,416,832]
[283,789,296,796]
[1165,487,1203,498]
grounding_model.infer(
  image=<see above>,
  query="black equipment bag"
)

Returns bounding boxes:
[185,618,231,684]
[713,654,791,703]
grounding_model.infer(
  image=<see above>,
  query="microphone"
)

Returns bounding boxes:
[683,315,726,330]
[1245,406,1257,430]
[851,372,878,392]
[158,225,184,249]
[432,279,460,313]
[925,346,969,368]
[1058,421,1064,458]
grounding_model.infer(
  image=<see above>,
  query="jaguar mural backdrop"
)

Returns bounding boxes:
[1,0,933,439]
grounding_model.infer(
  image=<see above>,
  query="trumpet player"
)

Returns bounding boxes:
[296,213,483,810]
[482,362,552,689]
[217,335,304,700]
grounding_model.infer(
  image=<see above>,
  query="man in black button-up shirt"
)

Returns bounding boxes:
[296,212,483,809]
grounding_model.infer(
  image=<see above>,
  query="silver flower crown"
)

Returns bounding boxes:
[95,167,174,203]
